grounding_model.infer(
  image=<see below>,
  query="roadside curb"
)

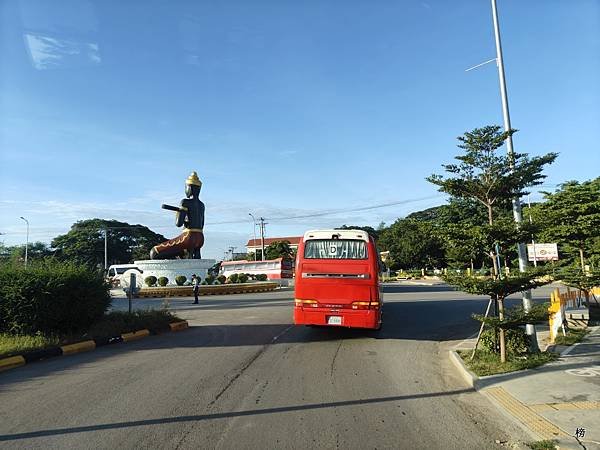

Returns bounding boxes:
[448,334,597,448]
[0,320,189,374]
[448,349,532,390]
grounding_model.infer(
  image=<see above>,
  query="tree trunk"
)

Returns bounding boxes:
[470,258,474,276]
[498,297,506,363]
[487,204,494,226]
[579,247,586,272]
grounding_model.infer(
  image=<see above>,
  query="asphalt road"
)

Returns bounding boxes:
[0,283,555,449]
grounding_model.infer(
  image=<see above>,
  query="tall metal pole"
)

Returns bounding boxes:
[259,217,266,261]
[104,228,108,270]
[20,217,29,267]
[249,213,258,261]
[491,0,537,349]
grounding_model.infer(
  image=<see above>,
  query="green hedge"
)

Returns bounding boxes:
[0,261,111,335]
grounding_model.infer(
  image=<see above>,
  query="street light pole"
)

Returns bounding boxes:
[248,213,258,261]
[19,216,29,267]
[104,228,108,271]
[491,0,537,348]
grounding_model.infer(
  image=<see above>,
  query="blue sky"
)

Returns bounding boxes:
[1,0,599,260]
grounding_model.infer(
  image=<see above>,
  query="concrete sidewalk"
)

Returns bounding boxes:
[452,326,600,449]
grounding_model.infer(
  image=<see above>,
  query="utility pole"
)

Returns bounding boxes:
[491,0,537,349]
[19,216,29,267]
[228,246,237,261]
[249,213,258,261]
[259,217,267,261]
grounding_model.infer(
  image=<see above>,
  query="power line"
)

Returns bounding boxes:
[0,185,562,236]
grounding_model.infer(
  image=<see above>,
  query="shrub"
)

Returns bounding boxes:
[201,281,208,285]
[256,274,268,281]
[217,275,226,284]
[158,277,169,287]
[175,275,187,286]
[144,276,157,287]
[480,328,531,355]
[228,273,239,284]
[0,261,110,335]
[238,273,249,283]
[205,275,215,285]
[86,310,180,338]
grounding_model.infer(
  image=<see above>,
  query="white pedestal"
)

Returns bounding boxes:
[134,259,216,285]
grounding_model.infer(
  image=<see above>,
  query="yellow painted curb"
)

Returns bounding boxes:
[169,321,189,331]
[61,340,96,355]
[121,329,150,342]
[0,355,26,372]
[485,387,567,440]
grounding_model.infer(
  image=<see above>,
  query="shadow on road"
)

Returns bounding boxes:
[0,388,473,442]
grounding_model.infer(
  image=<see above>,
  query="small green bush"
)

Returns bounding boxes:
[175,275,187,286]
[217,275,226,284]
[256,274,268,281]
[205,275,215,285]
[238,273,249,283]
[144,276,157,287]
[158,277,169,287]
[480,327,531,355]
[87,310,180,338]
[0,261,110,335]
[228,273,239,283]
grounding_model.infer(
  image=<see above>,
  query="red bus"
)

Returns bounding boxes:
[294,229,383,330]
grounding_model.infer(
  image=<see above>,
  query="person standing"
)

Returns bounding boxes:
[192,274,200,304]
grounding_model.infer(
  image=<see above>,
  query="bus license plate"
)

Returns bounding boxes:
[327,316,342,325]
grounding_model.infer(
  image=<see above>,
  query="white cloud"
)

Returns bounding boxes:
[25,33,101,70]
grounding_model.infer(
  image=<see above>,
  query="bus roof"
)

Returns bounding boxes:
[303,229,370,242]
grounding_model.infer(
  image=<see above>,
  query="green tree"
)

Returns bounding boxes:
[0,242,53,265]
[427,125,557,362]
[264,240,295,260]
[336,225,381,241]
[52,219,166,268]
[534,178,600,270]
[427,125,557,275]
[378,219,445,270]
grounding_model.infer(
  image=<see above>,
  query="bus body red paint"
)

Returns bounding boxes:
[293,229,382,330]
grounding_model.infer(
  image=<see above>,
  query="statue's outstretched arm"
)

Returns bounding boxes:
[175,202,187,227]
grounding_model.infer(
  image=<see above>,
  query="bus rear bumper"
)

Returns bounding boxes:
[294,307,380,329]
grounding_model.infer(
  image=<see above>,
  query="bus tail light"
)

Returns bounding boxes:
[295,299,318,308]
[351,301,379,310]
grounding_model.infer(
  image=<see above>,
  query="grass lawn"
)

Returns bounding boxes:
[526,440,558,449]
[0,333,60,358]
[553,328,589,346]
[0,310,182,358]
[458,349,558,377]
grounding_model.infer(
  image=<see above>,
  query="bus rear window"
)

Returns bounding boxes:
[304,239,367,259]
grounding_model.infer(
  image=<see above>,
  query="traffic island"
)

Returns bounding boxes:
[449,326,600,449]
[136,281,279,298]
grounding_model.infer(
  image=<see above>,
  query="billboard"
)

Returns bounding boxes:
[527,243,559,261]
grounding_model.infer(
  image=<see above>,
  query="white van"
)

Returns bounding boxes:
[106,264,142,286]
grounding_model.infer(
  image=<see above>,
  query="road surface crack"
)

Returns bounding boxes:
[330,340,343,379]
[208,324,293,408]
[174,325,293,449]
